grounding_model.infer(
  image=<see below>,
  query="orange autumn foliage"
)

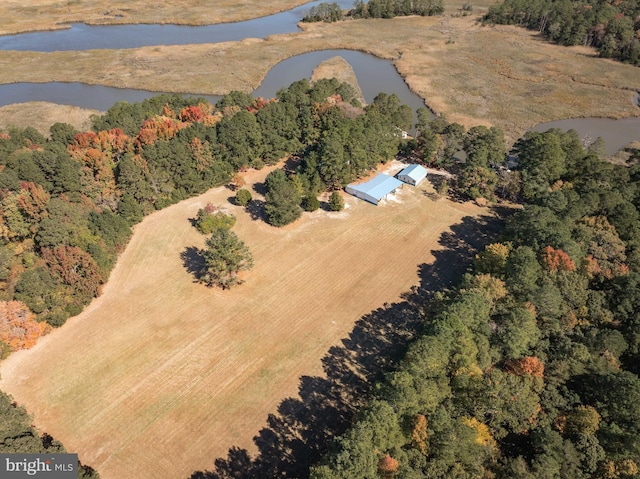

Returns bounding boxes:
[68,129,132,204]
[0,300,48,350]
[135,116,188,149]
[179,105,207,123]
[411,414,428,454]
[41,246,104,297]
[378,455,399,479]
[505,356,545,378]
[542,246,576,272]
[246,97,274,114]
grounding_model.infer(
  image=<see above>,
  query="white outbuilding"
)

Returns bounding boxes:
[345,174,404,205]
[397,164,428,186]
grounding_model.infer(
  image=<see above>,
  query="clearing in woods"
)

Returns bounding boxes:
[0,162,492,479]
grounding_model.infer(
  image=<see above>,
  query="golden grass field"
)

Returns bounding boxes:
[0,163,493,479]
[0,1,638,477]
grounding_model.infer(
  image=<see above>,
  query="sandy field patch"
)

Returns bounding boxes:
[0,163,490,479]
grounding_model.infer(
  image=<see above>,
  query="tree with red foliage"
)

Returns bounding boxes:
[542,246,576,272]
[41,245,103,298]
[179,105,207,123]
[0,300,48,350]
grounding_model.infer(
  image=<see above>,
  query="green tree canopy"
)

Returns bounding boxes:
[200,228,254,289]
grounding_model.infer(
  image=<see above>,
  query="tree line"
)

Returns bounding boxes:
[483,0,640,65]
[310,128,640,478]
[302,0,444,22]
[0,391,99,478]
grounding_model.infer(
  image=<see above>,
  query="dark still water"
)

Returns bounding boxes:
[0,82,221,111]
[254,50,426,113]
[0,0,356,52]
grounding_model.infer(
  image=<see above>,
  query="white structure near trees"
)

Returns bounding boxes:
[345,174,404,205]
[397,164,428,186]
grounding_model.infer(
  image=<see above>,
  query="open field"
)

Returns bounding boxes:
[0,162,492,479]
[0,0,310,35]
[0,3,638,144]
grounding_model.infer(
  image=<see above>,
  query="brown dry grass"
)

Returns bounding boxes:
[0,101,99,136]
[0,8,638,144]
[0,0,310,35]
[0,162,490,479]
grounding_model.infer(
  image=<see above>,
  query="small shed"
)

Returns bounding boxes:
[345,173,404,205]
[397,164,428,186]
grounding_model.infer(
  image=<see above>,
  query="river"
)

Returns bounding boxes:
[0,0,356,52]
[0,1,638,152]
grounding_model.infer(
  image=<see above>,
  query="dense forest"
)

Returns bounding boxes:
[310,127,640,478]
[483,0,640,65]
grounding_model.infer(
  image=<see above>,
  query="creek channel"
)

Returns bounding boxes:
[0,0,638,152]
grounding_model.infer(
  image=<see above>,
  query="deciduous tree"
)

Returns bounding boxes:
[0,300,47,350]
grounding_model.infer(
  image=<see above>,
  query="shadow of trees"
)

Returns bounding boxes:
[189,210,508,479]
[245,199,266,222]
[181,246,206,281]
[252,181,267,197]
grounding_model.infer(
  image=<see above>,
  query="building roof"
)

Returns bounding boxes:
[398,164,428,182]
[346,174,404,202]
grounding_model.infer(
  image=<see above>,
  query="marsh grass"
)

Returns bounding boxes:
[0,101,99,135]
[0,0,638,145]
[0,0,310,35]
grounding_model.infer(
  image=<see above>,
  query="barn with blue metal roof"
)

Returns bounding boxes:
[397,164,428,186]
[345,174,404,205]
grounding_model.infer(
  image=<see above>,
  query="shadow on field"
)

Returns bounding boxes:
[181,246,206,280]
[245,199,267,222]
[189,209,507,479]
